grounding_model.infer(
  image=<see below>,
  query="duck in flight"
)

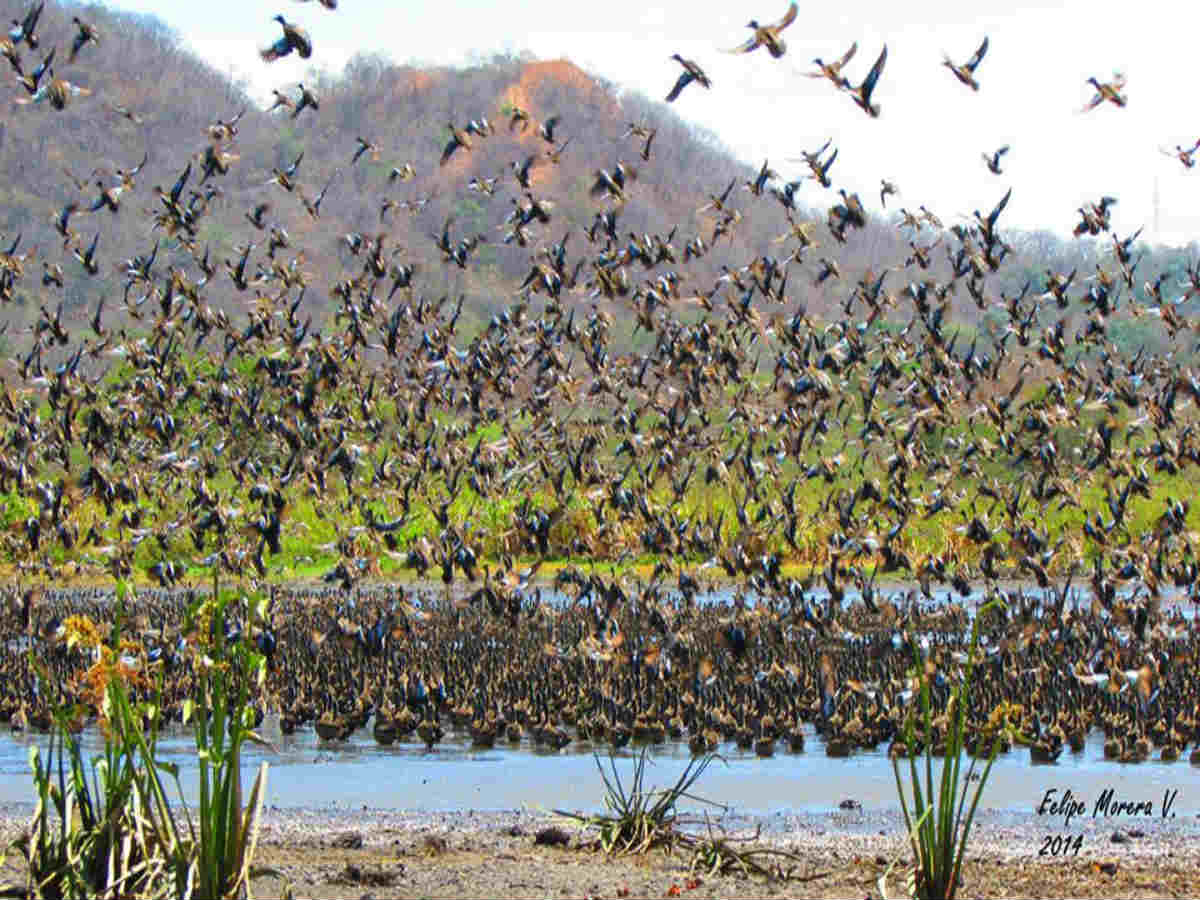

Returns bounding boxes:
[983,144,1009,175]
[879,179,899,209]
[261,15,311,62]
[1081,73,1126,111]
[1160,140,1200,169]
[68,16,100,63]
[665,54,710,103]
[724,3,798,59]
[440,122,473,166]
[942,36,989,91]
[8,1,43,50]
[848,45,887,118]
[805,41,857,87]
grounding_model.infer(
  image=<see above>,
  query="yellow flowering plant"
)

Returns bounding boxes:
[12,576,270,899]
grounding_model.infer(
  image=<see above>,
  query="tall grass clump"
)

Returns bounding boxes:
[888,597,1007,900]
[12,577,270,899]
[184,574,271,900]
[19,638,187,898]
[558,747,723,855]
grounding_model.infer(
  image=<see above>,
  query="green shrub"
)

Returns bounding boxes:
[11,578,270,900]
[889,597,1006,900]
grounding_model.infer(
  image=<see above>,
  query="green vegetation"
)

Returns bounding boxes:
[886,597,1007,900]
[561,749,811,882]
[558,747,723,855]
[184,578,271,900]
[10,579,271,900]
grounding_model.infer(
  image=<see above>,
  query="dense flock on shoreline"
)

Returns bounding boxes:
[5,580,1200,767]
[0,1,1198,768]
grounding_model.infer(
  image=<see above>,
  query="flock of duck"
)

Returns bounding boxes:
[6,577,1200,767]
[0,1,1199,768]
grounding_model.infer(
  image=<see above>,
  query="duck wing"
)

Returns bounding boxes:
[440,135,462,166]
[860,44,887,103]
[260,36,291,62]
[966,35,989,73]
[723,34,761,54]
[836,41,858,69]
[986,187,1012,230]
[774,2,798,31]
[665,70,694,102]
[291,28,312,59]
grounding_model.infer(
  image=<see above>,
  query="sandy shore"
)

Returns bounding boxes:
[0,803,1193,899]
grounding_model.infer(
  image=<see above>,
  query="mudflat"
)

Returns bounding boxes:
[1,805,1194,899]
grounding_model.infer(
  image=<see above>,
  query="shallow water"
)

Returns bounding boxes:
[0,720,1193,828]
[8,582,1194,825]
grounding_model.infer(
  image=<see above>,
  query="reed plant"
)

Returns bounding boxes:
[20,703,181,899]
[561,748,813,883]
[18,595,189,898]
[183,578,271,900]
[12,577,269,900]
[183,573,271,900]
[888,597,1006,900]
[557,746,723,855]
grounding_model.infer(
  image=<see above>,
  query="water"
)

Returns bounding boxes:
[523,582,1199,627]
[0,720,1193,826]
[8,582,1195,824]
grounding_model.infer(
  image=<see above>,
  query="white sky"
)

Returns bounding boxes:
[102,0,1200,248]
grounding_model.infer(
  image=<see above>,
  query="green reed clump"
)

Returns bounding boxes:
[11,577,270,900]
[16,587,188,898]
[184,574,271,900]
[557,746,723,855]
[888,597,1007,900]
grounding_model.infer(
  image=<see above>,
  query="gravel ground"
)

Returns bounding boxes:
[2,802,1191,899]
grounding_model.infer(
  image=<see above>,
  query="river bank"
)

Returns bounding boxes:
[0,801,1195,898]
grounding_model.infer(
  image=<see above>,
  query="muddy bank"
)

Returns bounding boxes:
[194,806,1200,900]
[0,803,1195,899]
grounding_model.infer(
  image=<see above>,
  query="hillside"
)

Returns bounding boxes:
[2,1,1194,364]
[0,3,762,347]
[0,0,1197,594]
